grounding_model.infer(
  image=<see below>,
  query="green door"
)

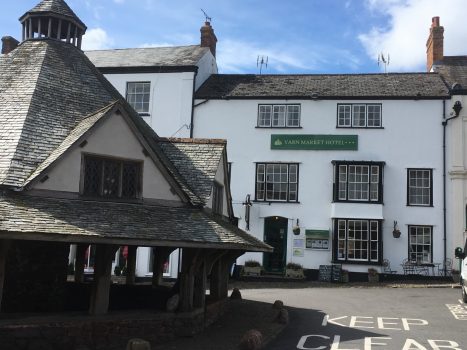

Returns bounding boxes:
[263,216,288,272]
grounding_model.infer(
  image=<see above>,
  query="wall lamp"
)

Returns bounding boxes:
[453,101,463,117]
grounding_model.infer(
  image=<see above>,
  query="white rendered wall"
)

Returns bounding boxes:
[206,156,230,217]
[195,51,218,90]
[193,98,445,273]
[103,72,195,138]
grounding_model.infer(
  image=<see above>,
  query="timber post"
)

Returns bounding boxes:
[0,240,11,311]
[151,247,176,287]
[126,245,137,285]
[74,243,87,283]
[89,244,118,315]
[179,248,201,312]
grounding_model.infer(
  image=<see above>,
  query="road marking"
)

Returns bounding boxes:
[322,315,428,330]
[446,303,467,320]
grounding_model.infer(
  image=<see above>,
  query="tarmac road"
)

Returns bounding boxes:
[242,287,466,350]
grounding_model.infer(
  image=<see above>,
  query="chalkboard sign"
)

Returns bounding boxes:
[318,265,332,282]
[331,264,342,283]
[319,264,342,283]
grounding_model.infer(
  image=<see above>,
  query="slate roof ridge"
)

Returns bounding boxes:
[158,137,227,144]
[85,44,202,53]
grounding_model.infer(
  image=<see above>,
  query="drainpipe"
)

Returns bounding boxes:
[190,69,198,138]
[442,99,462,276]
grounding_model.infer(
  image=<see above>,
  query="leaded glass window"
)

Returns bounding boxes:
[83,155,142,199]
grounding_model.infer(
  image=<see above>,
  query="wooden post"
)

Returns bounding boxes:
[57,19,62,40]
[89,244,117,315]
[151,247,176,287]
[125,246,137,285]
[47,18,52,38]
[74,244,87,283]
[22,23,25,41]
[37,18,41,38]
[66,22,71,43]
[0,240,11,312]
[77,33,82,49]
[210,251,243,300]
[29,18,33,39]
[193,260,207,309]
[179,248,201,312]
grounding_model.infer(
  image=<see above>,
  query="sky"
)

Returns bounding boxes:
[1,0,466,74]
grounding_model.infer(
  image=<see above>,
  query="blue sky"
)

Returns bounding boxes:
[2,0,466,74]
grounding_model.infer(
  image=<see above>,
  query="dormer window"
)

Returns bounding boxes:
[82,155,142,199]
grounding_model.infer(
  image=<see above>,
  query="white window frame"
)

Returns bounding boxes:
[334,162,383,203]
[337,103,382,128]
[336,219,380,263]
[257,104,301,128]
[126,81,151,116]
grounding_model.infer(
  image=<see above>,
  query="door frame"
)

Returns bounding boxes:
[263,216,288,273]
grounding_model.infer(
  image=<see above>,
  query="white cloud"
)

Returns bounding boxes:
[359,0,467,71]
[113,0,125,3]
[82,28,114,50]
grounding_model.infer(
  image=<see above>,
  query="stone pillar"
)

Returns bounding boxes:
[126,246,137,285]
[89,244,117,315]
[74,244,87,283]
[0,240,11,311]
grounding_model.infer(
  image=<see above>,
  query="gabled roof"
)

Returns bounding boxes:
[85,45,210,71]
[433,56,467,93]
[195,73,450,100]
[0,39,119,187]
[20,0,86,30]
[0,192,272,252]
[158,138,226,203]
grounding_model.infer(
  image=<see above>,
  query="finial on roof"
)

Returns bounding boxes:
[19,0,87,49]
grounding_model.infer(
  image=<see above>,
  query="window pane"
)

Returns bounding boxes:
[367,105,381,127]
[83,157,102,196]
[122,162,140,199]
[352,105,366,127]
[258,105,272,127]
[102,160,120,198]
[338,105,351,127]
[409,226,432,263]
[257,163,298,202]
[408,169,431,205]
[272,105,286,127]
[127,82,150,114]
[286,105,300,127]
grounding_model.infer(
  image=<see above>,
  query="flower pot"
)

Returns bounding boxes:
[285,268,305,279]
[242,266,262,276]
[452,272,460,283]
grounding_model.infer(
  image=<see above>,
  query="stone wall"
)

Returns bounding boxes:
[0,300,227,350]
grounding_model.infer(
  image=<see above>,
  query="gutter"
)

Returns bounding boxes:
[442,99,462,275]
[190,70,197,138]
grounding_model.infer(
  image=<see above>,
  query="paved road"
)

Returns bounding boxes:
[242,287,466,350]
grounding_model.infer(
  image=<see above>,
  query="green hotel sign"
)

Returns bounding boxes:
[271,134,358,150]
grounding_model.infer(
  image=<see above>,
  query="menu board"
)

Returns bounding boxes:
[319,264,342,283]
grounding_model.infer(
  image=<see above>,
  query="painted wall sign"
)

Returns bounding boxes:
[271,134,358,150]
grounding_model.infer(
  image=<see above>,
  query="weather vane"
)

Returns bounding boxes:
[257,55,268,74]
[378,52,390,74]
[201,9,211,23]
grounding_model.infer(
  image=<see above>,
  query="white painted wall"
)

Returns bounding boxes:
[205,155,230,217]
[193,98,445,273]
[195,51,218,90]
[34,112,181,202]
[103,72,195,138]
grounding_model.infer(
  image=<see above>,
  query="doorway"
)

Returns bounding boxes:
[263,216,288,272]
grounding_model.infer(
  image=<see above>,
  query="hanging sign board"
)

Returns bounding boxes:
[271,134,358,150]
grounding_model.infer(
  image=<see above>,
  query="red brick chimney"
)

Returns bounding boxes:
[1,36,19,54]
[426,16,444,72]
[200,21,217,58]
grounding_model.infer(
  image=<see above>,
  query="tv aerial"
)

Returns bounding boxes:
[378,52,390,74]
[257,55,268,74]
[201,9,212,23]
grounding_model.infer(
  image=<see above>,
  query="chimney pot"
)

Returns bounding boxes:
[200,21,217,58]
[1,36,19,55]
[426,16,444,72]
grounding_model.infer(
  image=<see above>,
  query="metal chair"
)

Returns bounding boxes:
[438,258,453,276]
[382,259,397,274]
[401,258,415,275]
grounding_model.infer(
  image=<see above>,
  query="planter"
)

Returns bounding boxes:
[285,268,305,279]
[392,230,401,238]
[341,270,349,283]
[242,266,262,276]
[452,272,460,283]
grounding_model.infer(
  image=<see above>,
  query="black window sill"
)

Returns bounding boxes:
[335,126,384,129]
[255,126,303,129]
[138,113,151,117]
[79,195,143,204]
[253,200,300,204]
[406,204,434,207]
[332,200,383,205]
[332,260,382,266]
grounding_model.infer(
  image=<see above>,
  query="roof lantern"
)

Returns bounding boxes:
[19,0,87,49]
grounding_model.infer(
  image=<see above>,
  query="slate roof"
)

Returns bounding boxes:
[20,0,86,29]
[85,45,210,68]
[0,192,272,252]
[195,73,450,99]
[433,56,467,92]
[0,39,120,187]
[159,138,226,203]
